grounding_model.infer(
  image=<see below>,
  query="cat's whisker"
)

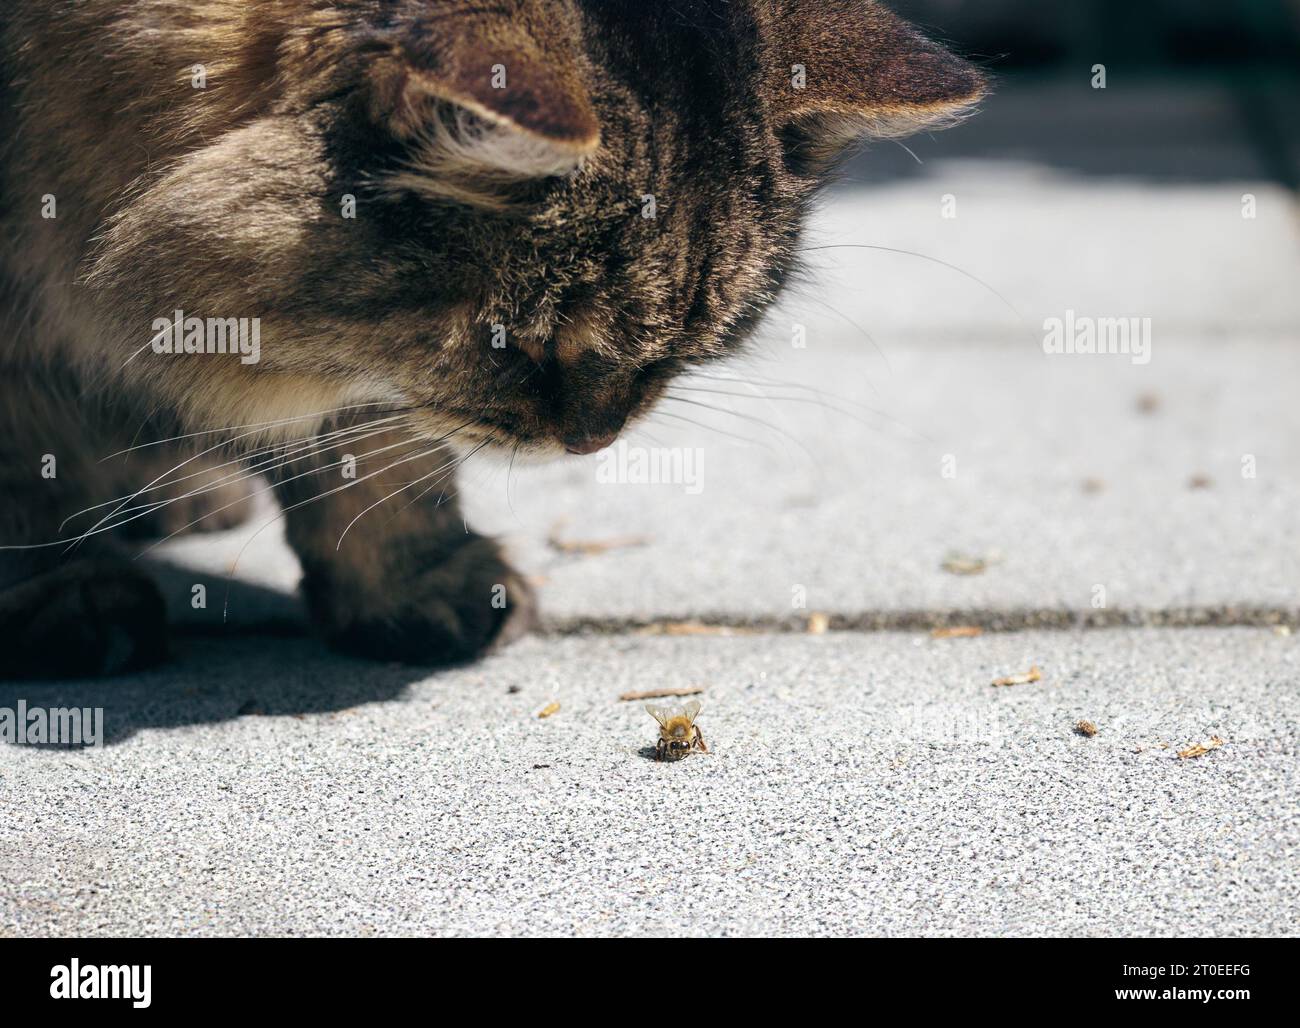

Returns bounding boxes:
[123,402,170,458]
[787,292,892,384]
[213,417,417,494]
[83,416,409,515]
[46,425,424,555]
[137,429,433,556]
[335,442,485,550]
[647,409,775,452]
[391,434,507,522]
[66,411,402,552]
[118,326,170,370]
[668,384,900,437]
[375,438,493,530]
[99,401,416,461]
[688,369,855,406]
[505,441,522,523]
[891,138,923,165]
[62,432,267,554]
[625,425,669,448]
[61,415,412,530]
[670,375,799,445]
[797,242,1031,335]
[688,366,932,443]
[106,419,412,533]
[660,394,818,463]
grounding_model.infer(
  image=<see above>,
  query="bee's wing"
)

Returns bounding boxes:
[645,704,670,727]
[682,699,701,722]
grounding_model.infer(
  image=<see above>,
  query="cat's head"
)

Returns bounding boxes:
[95,0,984,456]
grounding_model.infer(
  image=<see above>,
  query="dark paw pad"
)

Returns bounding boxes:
[0,561,168,678]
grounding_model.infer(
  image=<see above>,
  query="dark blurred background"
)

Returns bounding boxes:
[892,0,1300,69]
[849,0,1300,185]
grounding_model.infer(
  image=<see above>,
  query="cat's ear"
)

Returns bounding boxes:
[366,13,600,180]
[770,0,987,153]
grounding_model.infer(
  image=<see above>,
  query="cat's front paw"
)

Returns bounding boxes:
[0,559,169,678]
[301,535,536,666]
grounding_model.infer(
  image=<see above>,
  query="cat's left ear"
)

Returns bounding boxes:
[769,0,987,145]
[365,8,600,178]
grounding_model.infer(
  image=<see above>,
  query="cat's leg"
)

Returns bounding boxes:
[269,425,535,664]
[0,366,169,678]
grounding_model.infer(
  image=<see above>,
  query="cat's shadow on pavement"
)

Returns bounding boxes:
[0,565,437,746]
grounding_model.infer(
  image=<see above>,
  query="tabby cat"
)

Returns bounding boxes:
[0,0,983,677]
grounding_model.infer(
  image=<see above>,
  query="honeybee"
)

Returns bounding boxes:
[646,700,708,761]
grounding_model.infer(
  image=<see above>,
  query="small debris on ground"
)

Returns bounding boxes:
[942,551,1000,576]
[1275,626,1293,637]
[1187,473,1213,490]
[536,701,561,719]
[1075,719,1098,737]
[806,612,830,635]
[991,665,1042,687]
[1081,477,1106,494]
[619,686,704,702]
[932,625,983,639]
[637,621,756,637]
[1177,736,1225,760]
[547,519,649,556]
[1136,391,1161,414]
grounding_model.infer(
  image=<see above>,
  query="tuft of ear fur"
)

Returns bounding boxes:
[379,101,587,211]
[766,0,987,161]
[367,0,599,201]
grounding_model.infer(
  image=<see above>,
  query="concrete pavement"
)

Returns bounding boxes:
[2,629,1296,936]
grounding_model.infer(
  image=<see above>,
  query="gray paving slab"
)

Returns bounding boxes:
[812,163,1300,339]
[2,628,1296,937]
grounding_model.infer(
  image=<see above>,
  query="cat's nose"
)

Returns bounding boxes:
[564,431,618,455]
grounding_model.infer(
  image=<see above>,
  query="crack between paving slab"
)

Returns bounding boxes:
[175,605,1300,640]
[537,606,1300,636]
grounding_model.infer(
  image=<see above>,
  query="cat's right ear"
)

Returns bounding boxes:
[364,11,600,181]
[767,0,987,173]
